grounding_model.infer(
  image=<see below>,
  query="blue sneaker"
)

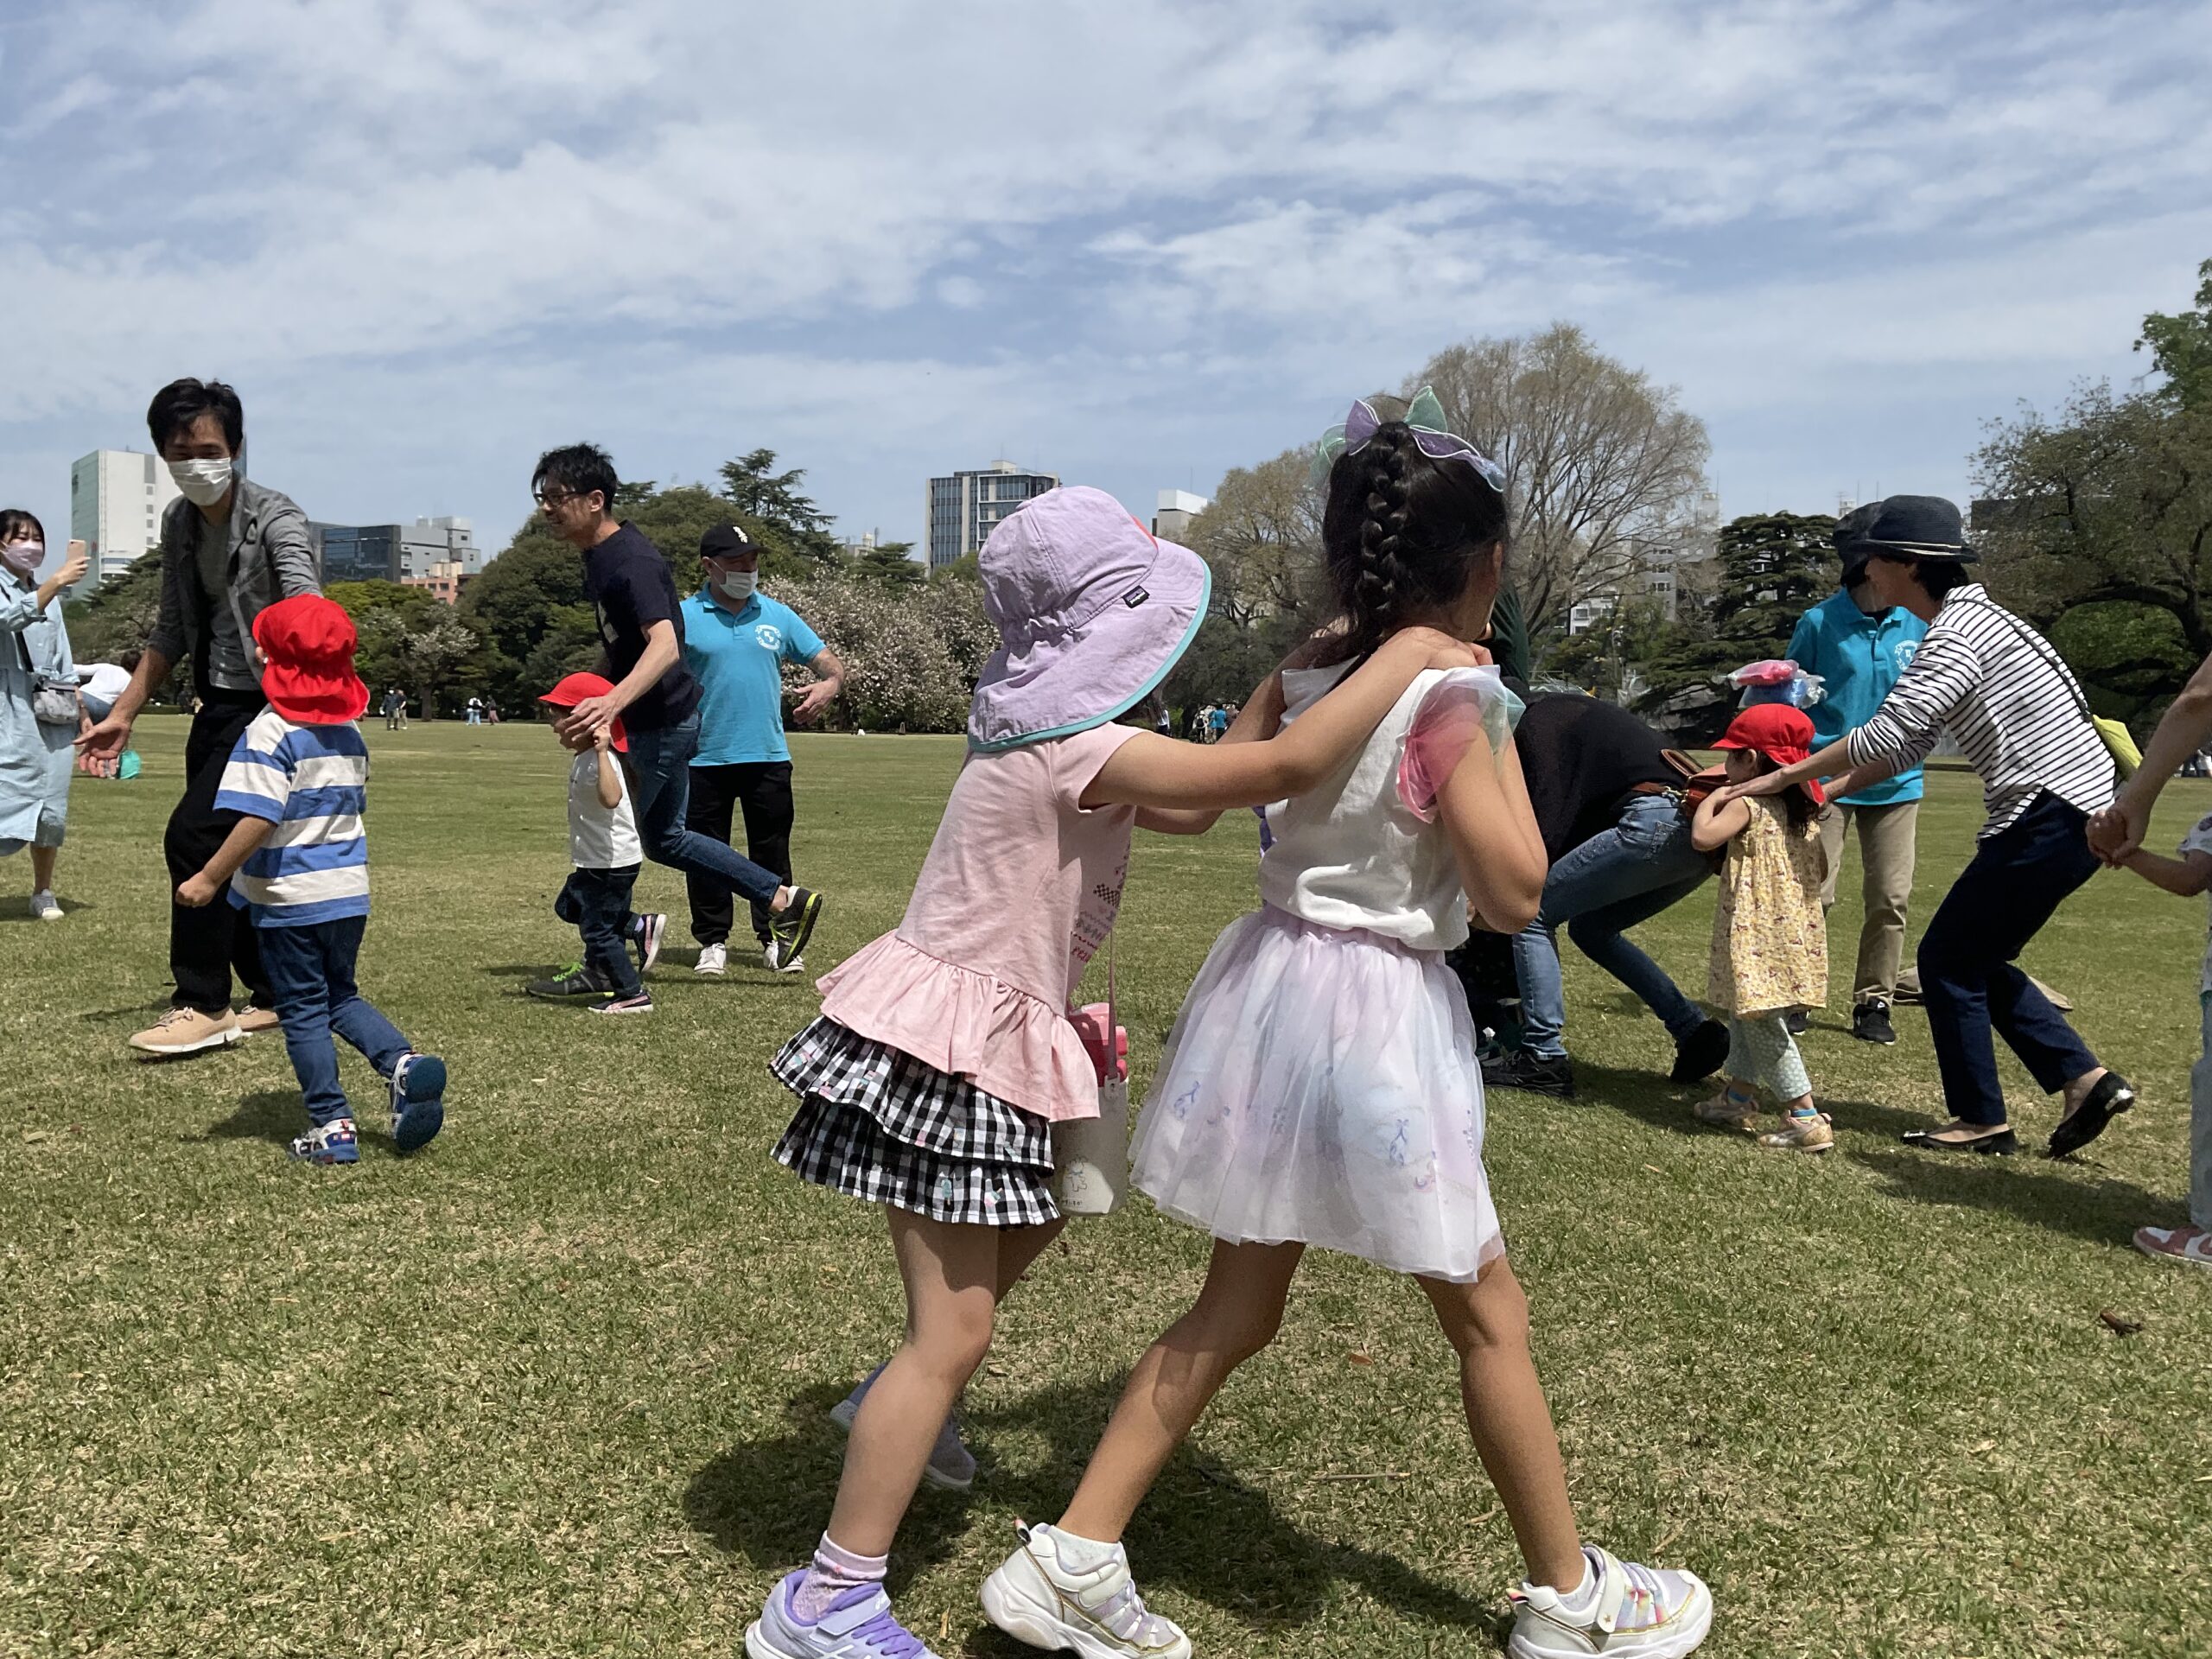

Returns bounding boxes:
[391,1052,446,1154]
[745,1571,941,1658]
[290,1118,359,1166]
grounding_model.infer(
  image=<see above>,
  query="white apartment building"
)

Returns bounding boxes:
[1152,488,1210,542]
[69,449,182,596]
[925,461,1058,569]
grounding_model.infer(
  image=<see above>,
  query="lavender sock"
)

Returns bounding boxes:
[793,1533,887,1622]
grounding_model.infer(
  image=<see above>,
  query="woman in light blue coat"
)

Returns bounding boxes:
[0,511,89,919]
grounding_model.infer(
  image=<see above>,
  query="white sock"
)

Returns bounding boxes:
[1553,1548,1600,1616]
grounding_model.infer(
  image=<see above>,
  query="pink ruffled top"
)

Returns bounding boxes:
[817,723,1138,1122]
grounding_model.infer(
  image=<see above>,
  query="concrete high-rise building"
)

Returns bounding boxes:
[1152,489,1209,543]
[68,449,182,596]
[925,461,1058,569]
[310,517,482,586]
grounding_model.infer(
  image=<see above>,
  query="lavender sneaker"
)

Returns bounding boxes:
[745,1571,941,1659]
[828,1364,976,1491]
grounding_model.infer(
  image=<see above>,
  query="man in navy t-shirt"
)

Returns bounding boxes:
[530,444,824,977]
[683,523,845,976]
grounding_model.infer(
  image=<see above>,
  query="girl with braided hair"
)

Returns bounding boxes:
[980,393,1712,1659]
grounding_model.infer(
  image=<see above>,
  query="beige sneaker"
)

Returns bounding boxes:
[1758,1110,1835,1154]
[235,1004,283,1036]
[1694,1090,1762,1131]
[130,1006,244,1058]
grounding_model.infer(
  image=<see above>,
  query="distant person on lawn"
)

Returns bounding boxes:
[528,443,823,969]
[2090,648,2212,1270]
[0,512,89,920]
[527,672,664,1014]
[78,378,322,1058]
[683,522,845,978]
[1785,511,1930,1046]
[175,595,445,1166]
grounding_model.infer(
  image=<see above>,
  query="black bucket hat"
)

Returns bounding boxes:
[1834,494,1978,563]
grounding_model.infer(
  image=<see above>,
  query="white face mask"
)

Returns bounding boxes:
[715,569,758,603]
[0,539,41,578]
[168,456,235,506]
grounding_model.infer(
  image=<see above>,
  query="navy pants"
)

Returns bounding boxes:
[624,715,783,906]
[1916,792,2101,1126]
[556,865,642,995]
[259,915,411,1128]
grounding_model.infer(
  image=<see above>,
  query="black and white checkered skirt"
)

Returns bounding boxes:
[770,1017,1059,1228]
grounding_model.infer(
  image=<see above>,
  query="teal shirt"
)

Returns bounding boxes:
[680,589,825,766]
[1786,590,1929,807]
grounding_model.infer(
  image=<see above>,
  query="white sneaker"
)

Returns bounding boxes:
[29,889,62,921]
[765,942,807,975]
[696,942,728,976]
[981,1523,1191,1659]
[1509,1546,1712,1658]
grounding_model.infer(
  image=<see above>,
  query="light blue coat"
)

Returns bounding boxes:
[0,569,78,851]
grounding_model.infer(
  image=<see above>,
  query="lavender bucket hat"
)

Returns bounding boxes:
[968,486,1211,752]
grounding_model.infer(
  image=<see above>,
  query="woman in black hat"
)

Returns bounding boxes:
[1719,495,2131,1156]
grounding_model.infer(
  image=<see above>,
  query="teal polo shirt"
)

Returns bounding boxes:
[680,589,826,766]
[1786,590,1929,807]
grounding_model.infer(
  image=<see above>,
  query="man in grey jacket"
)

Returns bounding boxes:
[78,378,321,1057]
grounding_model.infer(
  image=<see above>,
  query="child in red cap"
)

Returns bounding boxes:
[527,672,663,1013]
[175,594,446,1165]
[1688,701,1832,1151]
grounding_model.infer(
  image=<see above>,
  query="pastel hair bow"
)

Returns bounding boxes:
[1311,385,1508,494]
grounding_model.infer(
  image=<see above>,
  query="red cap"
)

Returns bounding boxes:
[251,594,370,724]
[1715,702,1826,806]
[538,671,627,752]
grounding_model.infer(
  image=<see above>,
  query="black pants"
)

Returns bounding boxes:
[165,692,271,1014]
[685,761,796,947]
[556,866,642,995]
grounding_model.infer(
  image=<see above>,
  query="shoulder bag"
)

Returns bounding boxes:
[1053,939,1130,1217]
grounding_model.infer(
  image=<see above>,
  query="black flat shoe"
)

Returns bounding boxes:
[2048,1071,2135,1159]
[1902,1125,2018,1155]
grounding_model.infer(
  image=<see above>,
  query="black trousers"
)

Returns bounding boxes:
[684,760,795,947]
[165,691,272,1014]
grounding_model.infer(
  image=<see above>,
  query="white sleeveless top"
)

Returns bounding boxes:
[1258,664,1504,953]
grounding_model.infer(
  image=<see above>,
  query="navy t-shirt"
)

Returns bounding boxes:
[583,523,700,731]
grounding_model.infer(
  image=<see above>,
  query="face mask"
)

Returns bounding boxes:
[715,569,758,603]
[0,540,41,579]
[168,456,234,506]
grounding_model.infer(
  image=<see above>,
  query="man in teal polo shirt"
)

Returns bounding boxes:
[682,524,845,976]
[1785,506,1930,1046]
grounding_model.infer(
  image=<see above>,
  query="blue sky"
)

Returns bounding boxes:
[3,0,2209,579]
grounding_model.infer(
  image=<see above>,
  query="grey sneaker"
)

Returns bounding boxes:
[829,1364,975,1491]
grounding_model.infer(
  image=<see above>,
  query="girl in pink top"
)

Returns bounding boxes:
[746,486,1477,1659]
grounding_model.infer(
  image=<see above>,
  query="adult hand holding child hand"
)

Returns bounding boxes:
[555,695,621,746]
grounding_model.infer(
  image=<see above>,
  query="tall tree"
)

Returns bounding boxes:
[1185,448,1325,633]
[1414,324,1712,643]
[2137,257,2212,411]
[719,449,842,563]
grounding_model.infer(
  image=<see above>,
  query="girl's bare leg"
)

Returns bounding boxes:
[1418,1256,1585,1591]
[826,1210,1001,1555]
[29,845,57,893]
[1057,1239,1304,1541]
[995,1217,1069,1303]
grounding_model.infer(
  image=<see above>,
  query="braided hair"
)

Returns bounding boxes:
[1316,422,1509,666]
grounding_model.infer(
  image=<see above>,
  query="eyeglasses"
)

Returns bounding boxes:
[534,488,576,509]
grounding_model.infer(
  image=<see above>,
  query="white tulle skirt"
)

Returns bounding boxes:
[1130,906,1504,1282]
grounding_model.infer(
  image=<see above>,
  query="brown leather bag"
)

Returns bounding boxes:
[1662,749,1728,811]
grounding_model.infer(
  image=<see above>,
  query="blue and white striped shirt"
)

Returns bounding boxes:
[213,709,372,926]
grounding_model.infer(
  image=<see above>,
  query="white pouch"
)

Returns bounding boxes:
[1052,942,1128,1217]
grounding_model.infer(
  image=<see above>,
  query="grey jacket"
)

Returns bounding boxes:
[147,477,322,690]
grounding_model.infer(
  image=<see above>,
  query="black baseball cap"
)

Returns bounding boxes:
[699,523,758,560]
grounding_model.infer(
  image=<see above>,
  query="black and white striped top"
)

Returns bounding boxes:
[1847,583,2114,838]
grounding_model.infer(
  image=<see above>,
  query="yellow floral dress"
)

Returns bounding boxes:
[1707,797,1827,1017]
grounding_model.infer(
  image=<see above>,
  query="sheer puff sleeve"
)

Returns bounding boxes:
[1396,666,1524,823]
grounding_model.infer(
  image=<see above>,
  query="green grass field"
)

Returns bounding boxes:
[4,719,2209,1658]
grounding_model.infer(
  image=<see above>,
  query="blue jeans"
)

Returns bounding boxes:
[556,865,642,995]
[1917,792,2101,1126]
[258,915,411,1128]
[1514,793,1713,1059]
[624,715,783,906]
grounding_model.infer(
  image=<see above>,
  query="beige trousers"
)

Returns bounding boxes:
[1819,800,1920,1006]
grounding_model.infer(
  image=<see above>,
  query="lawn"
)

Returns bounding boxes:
[3,719,2209,1659]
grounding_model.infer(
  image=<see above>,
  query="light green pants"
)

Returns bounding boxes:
[1728,1014,1811,1103]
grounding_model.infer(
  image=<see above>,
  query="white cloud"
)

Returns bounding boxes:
[1,0,2209,549]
